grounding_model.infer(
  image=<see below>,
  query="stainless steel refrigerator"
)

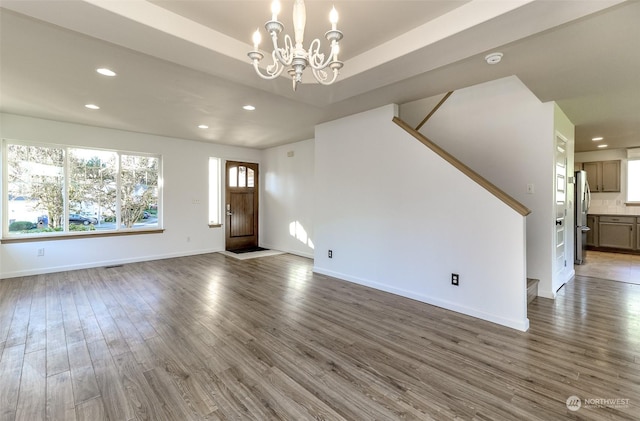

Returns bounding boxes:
[574,170,591,264]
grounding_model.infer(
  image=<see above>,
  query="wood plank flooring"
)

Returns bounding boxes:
[1,252,639,420]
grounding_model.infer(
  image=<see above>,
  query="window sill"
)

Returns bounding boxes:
[0,229,164,244]
[208,224,223,228]
[625,202,640,207]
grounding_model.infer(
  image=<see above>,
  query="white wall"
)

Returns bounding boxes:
[0,113,261,278]
[575,148,640,216]
[404,76,561,298]
[261,139,315,258]
[314,104,529,331]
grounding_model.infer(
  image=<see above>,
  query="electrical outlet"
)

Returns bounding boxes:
[451,273,459,286]
[37,248,45,257]
[328,249,333,258]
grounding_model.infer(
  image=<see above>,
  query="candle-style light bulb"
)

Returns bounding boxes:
[252,29,261,50]
[271,0,281,21]
[329,6,338,31]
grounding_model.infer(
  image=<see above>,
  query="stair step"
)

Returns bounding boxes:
[527,278,539,304]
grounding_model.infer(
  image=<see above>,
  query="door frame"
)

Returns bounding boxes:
[225,160,259,251]
[554,132,572,289]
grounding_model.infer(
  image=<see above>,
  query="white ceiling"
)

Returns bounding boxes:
[1,0,638,152]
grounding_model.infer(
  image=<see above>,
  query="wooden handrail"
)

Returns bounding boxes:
[415,91,454,131]
[393,117,531,216]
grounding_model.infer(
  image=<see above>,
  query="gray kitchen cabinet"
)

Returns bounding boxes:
[582,160,620,192]
[598,216,635,249]
[586,215,598,246]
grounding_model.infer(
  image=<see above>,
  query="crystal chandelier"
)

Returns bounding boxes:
[248,0,343,91]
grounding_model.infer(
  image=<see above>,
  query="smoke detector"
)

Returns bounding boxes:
[485,52,503,64]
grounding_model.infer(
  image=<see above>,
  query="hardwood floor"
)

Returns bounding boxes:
[1,252,639,420]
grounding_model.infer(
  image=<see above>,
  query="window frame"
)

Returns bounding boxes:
[208,157,222,227]
[627,158,640,204]
[2,138,163,241]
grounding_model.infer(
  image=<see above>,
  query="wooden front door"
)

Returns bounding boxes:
[225,161,259,251]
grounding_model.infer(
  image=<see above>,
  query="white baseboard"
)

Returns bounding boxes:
[313,266,529,332]
[537,289,557,299]
[259,242,314,259]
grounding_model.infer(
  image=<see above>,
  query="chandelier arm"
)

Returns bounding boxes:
[271,33,295,66]
[251,50,286,80]
[311,67,340,86]
[307,38,335,70]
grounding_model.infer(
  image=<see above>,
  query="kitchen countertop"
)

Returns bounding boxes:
[588,213,640,217]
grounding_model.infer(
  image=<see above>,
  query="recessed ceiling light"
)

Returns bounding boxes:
[592,136,604,141]
[597,144,608,148]
[243,105,256,111]
[484,52,503,65]
[96,68,116,77]
[85,104,100,110]
[198,124,209,129]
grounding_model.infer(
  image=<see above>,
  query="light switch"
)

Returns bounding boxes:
[527,183,535,194]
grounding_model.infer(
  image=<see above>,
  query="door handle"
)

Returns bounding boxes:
[226,211,233,216]
[556,220,562,226]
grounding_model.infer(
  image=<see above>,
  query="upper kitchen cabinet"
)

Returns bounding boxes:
[582,160,620,192]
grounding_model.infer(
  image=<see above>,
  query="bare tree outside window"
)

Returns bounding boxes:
[7,144,64,230]
[69,149,117,228]
[4,141,161,236]
[120,155,159,228]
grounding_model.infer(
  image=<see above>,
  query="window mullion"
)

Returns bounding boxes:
[63,147,70,233]
[2,140,6,237]
[116,153,122,230]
